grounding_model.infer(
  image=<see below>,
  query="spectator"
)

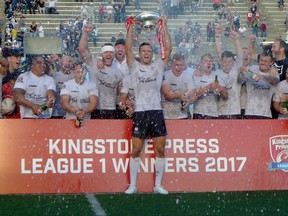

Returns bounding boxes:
[98,3,105,23]
[47,0,57,14]
[191,0,198,15]
[91,24,99,46]
[278,0,285,11]
[124,16,172,195]
[120,0,127,22]
[169,0,178,19]
[206,21,214,42]
[238,25,247,37]
[251,16,259,37]
[250,2,257,15]
[227,0,235,6]
[13,55,56,119]
[113,0,121,23]
[212,0,224,11]
[87,3,96,23]
[79,24,123,119]
[247,10,253,27]
[106,2,114,23]
[60,61,99,121]
[38,22,44,37]
[80,4,88,19]
[161,53,197,119]
[14,2,24,18]
[134,0,141,11]
[285,15,288,32]
[38,0,45,13]
[18,17,26,32]
[233,13,240,31]
[261,18,267,38]
[29,21,37,37]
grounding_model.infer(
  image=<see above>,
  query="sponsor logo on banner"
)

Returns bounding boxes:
[268,135,288,172]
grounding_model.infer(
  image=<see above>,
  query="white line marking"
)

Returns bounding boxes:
[85,194,106,216]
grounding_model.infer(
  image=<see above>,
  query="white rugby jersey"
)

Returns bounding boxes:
[217,64,242,116]
[121,75,135,104]
[245,66,277,118]
[193,71,219,117]
[51,71,74,117]
[273,80,288,119]
[60,79,99,119]
[161,69,195,119]
[130,58,165,112]
[90,58,123,110]
[14,71,56,119]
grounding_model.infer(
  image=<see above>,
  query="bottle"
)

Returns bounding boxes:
[40,103,48,111]
[181,93,187,110]
[76,116,83,127]
[214,75,220,95]
[181,100,187,110]
[189,104,194,119]
[247,70,257,80]
[281,102,287,108]
[280,94,288,113]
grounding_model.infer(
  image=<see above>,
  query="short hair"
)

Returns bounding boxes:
[115,38,125,46]
[71,61,84,70]
[139,42,153,52]
[201,53,213,61]
[172,52,185,61]
[221,51,236,60]
[275,39,287,50]
[31,55,44,63]
[260,52,273,61]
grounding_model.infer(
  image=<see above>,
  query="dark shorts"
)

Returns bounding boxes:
[132,110,167,139]
[244,115,271,119]
[193,113,218,119]
[218,115,242,119]
[91,109,117,119]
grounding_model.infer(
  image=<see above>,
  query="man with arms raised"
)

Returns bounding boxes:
[124,16,172,194]
[79,24,123,119]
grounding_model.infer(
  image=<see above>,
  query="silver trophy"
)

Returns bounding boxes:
[134,11,160,31]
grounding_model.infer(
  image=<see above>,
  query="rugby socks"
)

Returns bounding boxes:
[155,157,165,186]
[129,157,140,186]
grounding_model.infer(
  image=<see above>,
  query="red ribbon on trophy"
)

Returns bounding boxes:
[157,19,165,59]
[126,16,134,31]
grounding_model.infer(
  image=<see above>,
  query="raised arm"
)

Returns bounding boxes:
[248,34,258,61]
[230,30,243,67]
[125,17,135,67]
[161,16,172,64]
[79,24,93,64]
[214,23,223,59]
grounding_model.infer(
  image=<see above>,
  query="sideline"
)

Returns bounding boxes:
[85,194,106,216]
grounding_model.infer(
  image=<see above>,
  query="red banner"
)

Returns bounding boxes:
[0,119,287,194]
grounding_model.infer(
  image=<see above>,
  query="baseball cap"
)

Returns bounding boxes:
[115,38,125,46]
[2,47,24,58]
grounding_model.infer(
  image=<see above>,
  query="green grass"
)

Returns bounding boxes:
[1,191,288,216]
